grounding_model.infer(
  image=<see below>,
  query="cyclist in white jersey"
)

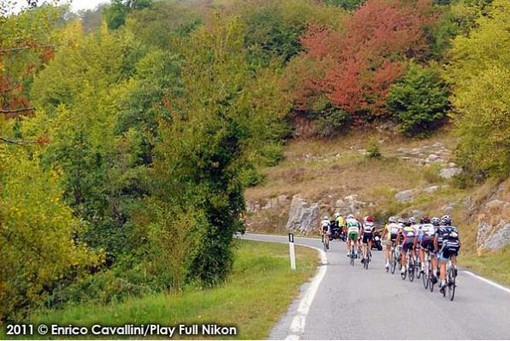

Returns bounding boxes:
[420,217,438,282]
[361,215,375,262]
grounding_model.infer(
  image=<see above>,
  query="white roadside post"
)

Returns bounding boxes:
[289,231,296,270]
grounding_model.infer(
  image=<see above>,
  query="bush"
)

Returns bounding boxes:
[366,138,382,158]
[387,63,449,137]
[313,97,352,138]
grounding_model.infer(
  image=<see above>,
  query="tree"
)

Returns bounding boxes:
[447,0,510,177]
[387,62,449,136]
[0,145,101,321]
[103,0,152,30]
[149,15,287,286]
[286,0,438,129]
[0,4,63,144]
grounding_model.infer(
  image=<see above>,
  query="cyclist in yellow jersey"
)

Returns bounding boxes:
[397,219,417,274]
[381,216,401,270]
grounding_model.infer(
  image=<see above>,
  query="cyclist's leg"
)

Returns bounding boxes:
[439,250,448,288]
[401,240,407,271]
[384,238,391,267]
[354,232,359,256]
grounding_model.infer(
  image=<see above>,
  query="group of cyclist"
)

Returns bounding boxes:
[320,213,377,264]
[383,214,461,293]
[320,212,461,293]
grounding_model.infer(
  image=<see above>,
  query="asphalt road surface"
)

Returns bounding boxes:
[240,233,510,340]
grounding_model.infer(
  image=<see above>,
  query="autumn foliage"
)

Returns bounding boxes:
[287,0,438,124]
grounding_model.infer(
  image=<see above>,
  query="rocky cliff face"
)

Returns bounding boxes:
[471,180,510,251]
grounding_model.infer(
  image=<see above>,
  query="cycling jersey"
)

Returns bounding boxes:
[336,216,345,228]
[321,219,330,232]
[346,218,360,233]
[435,225,458,247]
[363,222,375,234]
[420,223,435,238]
[385,223,401,240]
[402,225,416,239]
[436,225,460,260]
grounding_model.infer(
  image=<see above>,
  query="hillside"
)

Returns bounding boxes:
[245,127,510,285]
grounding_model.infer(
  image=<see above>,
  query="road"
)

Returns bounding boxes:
[240,233,510,340]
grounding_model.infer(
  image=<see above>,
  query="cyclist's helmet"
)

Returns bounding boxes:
[334,212,340,218]
[403,219,412,227]
[441,215,452,226]
[397,217,405,224]
[388,216,397,223]
[420,216,430,224]
[431,217,440,226]
[347,214,354,219]
[408,217,416,225]
[365,215,374,223]
[323,215,329,220]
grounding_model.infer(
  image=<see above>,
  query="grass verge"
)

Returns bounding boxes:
[460,245,510,287]
[2,240,318,340]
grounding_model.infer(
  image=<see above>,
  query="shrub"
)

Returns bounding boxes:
[387,63,449,137]
[366,138,382,158]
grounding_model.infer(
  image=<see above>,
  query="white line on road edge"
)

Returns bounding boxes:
[285,244,328,340]
[463,270,510,294]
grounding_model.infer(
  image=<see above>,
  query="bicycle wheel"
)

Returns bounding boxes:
[409,257,415,282]
[325,235,330,250]
[416,257,422,280]
[401,259,407,280]
[429,263,435,292]
[422,261,429,289]
[448,267,456,301]
[350,245,355,266]
[322,235,327,252]
[364,251,369,270]
[390,251,396,274]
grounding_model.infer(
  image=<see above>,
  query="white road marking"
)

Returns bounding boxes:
[463,270,510,294]
[285,243,327,340]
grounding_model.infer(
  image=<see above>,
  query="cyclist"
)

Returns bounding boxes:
[361,215,375,263]
[345,214,361,258]
[397,218,417,274]
[336,213,346,241]
[435,215,461,294]
[320,215,331,249]
[419,217,437,282]
[381,216,401,270]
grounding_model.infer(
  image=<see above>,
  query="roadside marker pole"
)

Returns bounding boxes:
[289,232,296,270]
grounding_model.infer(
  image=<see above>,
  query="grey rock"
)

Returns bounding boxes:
[395,189,415,203]
[480,222,510,251]
[427,154,441,163]
[286,196,320,235]
[423,186,440,194]
[439,167,462,179]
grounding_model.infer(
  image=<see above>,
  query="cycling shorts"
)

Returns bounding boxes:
[348,231,359,241]
[362,232,373,244]
[438,240,460,261]
[420,237,434,252]
[402,238,415,252]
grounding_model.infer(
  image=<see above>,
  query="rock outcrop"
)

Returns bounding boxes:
[473,181,510,251]
[285,196,320,235]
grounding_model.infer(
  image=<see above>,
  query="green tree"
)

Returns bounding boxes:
[149,15,287,286]
[387,63,449,136]
[0,146,101,321]
[447,0,510,176]
[28,23,146,255]
[103,0,152,30]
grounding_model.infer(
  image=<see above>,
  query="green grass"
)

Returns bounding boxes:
[460,245,510,287]
[2,240,318,340]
